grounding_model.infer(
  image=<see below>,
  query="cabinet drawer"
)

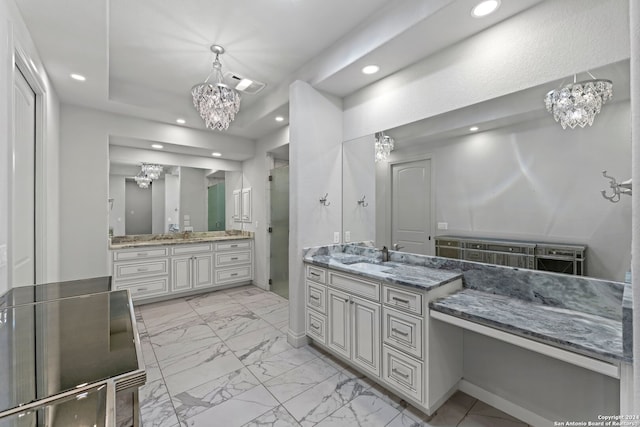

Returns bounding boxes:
[306,265,326,284]
[114,259,169,280]
[306,281,327,314]
[114,277,169,300]
[172,243,213,255]
[383,285,422,316]
[215,241,252,251]
[383,346,423,402]
[383,308,423,358]
[306,310,327,345]
[215,250,252,267]
[328,272,379,302]
[215,265,252,285]
[113,247,168,261]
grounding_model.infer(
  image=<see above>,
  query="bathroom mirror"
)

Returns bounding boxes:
[109,162,245,236]
[342,60,632,282]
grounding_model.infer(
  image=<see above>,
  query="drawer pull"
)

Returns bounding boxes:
[231,244,238,248]
[310,323,320,330]
[136,287,148,292]
[137,267,149,272]
[392,296,409,304]
[309,295,320,300]
[230,257,239,261]
[391,328,409,337]
[230,273,238,277]
[392,368,410,379]
[310,272,320,277]
[137,253,148,257]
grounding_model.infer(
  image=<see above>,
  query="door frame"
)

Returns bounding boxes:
[9,38,49,286]
[384,154,436,255]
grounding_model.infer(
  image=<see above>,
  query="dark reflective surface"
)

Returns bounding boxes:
[0,384,108,427]
[0,277,112,308]
[0,290,136,415]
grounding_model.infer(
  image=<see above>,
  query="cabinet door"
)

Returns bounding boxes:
[233,189,242,222]
[351,296,381,377]
[241,188,252,223]
[327,289,351,359]
[193,254,214,288]
[172,256,192,291]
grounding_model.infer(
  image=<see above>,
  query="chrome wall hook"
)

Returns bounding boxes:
[319,193,331,206]
[357,195,369,207]
[601,170,632,203]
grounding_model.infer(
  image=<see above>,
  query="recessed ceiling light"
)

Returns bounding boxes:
[211,152,222,157]
[176,118,186,124]
[361,65,380,75]
[275,116,284,122]
[151,144,163,149]
[70,73,86,81]
[235,78,253,91]
[469,126,479,132]
[471,0,500,18]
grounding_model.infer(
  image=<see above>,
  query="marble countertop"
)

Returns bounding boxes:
[430,289,626,363]
[304,252,462,291]
[110,231,253,249]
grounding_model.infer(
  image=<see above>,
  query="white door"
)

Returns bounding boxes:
[172,256,192,291]
[391,159,432,255]
[327,288,351,359]
[193,254,214,288]
[351,295,380,376]
[12,69,36,287]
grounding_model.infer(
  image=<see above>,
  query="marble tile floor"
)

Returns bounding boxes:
[134,285,532,427]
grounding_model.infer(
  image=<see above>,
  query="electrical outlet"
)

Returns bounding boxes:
[437,222,448,230]
[345,231,351,243]
[333,232,340,244]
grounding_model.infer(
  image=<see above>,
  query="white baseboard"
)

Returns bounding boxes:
[459,380,552,427]
[287,329,309,348]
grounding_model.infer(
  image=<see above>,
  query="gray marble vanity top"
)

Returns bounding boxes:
[430,289,626,363]
[304,253,462,291]
[304,243,631,364]
[110,230,253,249]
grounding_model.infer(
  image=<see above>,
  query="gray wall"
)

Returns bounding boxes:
[151,179,165,234]
[108,175,126,236]
[179,167,207,232]
[342,134,376,243]
[164,173,179,232]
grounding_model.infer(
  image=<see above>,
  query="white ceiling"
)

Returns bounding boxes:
[14,0,545,146]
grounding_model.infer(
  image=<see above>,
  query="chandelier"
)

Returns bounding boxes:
[544,73,613,130]
[192,45,241,131]
[134,171,151,189]
[142,163,163,180]
[374,131,395,162]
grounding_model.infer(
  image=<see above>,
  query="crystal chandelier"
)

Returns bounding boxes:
[134,171,151,189]
[544,73,613,130]
[192,45,241,131]
[374,131,395,162]
[142,163,163,180]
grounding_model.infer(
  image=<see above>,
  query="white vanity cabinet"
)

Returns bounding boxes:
[304,261,464,416]
[112,239,253,303]
[171,243,214,291]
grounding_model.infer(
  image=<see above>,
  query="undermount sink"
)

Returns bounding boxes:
[347,262,392,273]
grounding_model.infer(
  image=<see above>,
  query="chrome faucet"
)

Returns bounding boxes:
[393,243,404,251]
[381,246,389,262]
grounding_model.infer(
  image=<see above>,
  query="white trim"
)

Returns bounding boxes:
[459,380,552,427]
[619,362,634,414]
[287,328,309,348]
[430,310,621,378]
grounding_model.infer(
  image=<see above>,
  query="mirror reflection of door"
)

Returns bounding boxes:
[391,159,432,255]
[208,182,226,231]
[125,181,152,235]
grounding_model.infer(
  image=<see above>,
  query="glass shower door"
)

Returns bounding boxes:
[270,166,289,299]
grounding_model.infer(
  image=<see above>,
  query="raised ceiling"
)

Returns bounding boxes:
[14,0,544,143]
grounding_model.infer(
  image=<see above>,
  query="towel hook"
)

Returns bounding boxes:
[357,195,369,207]
[601,170,632,203]
[319,193,331,206]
